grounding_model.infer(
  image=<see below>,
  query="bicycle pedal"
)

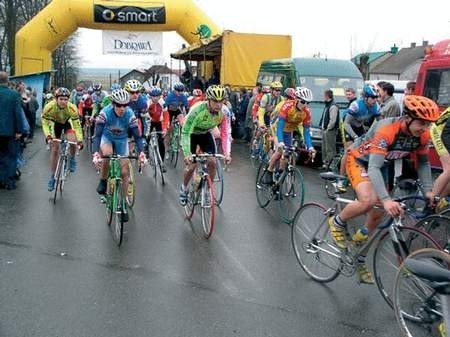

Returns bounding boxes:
[100,196,107,204]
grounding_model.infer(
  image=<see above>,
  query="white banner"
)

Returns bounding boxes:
[102,30,162,55]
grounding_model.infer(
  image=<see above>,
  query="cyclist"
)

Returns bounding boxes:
[145,86,169,172]
[42,87,83,191]
[257,81,284,128]
[92,89,146,211]
[179,85,232,205]
[124,80,148,153]
[430,106,450,202]
[164,82,189,156]
[69,84,84,107]
[188,88,204,108]
[91,82,107,112]
[328,95,440,284]
[78,93,94,129]
[262,87,316,184]
[337,84,381,190]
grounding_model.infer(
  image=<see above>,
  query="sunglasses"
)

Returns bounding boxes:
[115,103,128,108]
[299,99,309,105]
[273,89,282,92]
[128,91,140,95]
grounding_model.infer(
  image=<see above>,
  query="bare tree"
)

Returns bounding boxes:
[52,35,81,88]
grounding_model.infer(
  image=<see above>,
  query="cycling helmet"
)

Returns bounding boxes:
[173,82,185,91]
[270,81,283,89]
[262,85,271,93]
[124,79,142,92]
[294,87,313,102]
[110,89,130,105]
[362,84,378,98]
[205,85,226,101]
[45,93,54,100]
[403,95,440,122]
[149,86,162,97]
[110,83,121,91]
[81,93,91,102]
[75,84,84,92]
[92,83,102,91]
[55,87,70,98]
[192,88,203,96]
[284,87,296,99]
[87,87,94,95]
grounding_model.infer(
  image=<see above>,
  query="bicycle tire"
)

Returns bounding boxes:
[373,225,441,309]
[393,248,450,337]
[125,160,135,208]
[415,214,450,250]
[111,180,124,246]
[255,162,273,208]
[170,126,180,168]
[291,202,342,282]
[53,156,63,204]
[106,178,114,226]
[277,166,305,224]
[213,159,224,206]
[155,144,165,185]
[201,175,215,239]
[184,183,196,220]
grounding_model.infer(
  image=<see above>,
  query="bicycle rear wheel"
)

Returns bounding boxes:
[111,181,124,246]
[373,226,440,309]
[184,184,196,220]
[201,176,215,239]
[125,161,135,208]
[393,248,449,337]
[155,145,165,185]
[291,202,342,282]
[414,214,450,251]
[170,127,180,168]
[255,162,273,208]
[213,159,224,206]
[277,166,305,224]
[105,178,114,226]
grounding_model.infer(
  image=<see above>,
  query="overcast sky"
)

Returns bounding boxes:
[77,0,450,69]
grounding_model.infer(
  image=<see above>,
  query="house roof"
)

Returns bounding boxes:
[370,43,430,75]
[146,65,174,75]
[120,69,147,79]
[351,51,390,65]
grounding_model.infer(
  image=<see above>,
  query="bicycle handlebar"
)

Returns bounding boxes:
[51,138,79,146]
[190,153,225,162]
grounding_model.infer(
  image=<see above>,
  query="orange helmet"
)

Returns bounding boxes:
[403,95,440,122]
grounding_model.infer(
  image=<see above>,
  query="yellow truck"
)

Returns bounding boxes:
[171,30,292,89]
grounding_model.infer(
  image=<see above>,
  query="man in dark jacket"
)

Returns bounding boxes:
[319,89,339,168]
[0,71,29,189]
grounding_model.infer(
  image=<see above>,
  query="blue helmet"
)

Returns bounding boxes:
[173,82,185,91]
[363,84,378,98]
[93,83,102,91]
[110,83,121,91]
[149,86,162,97]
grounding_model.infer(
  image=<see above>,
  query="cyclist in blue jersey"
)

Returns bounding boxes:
[164,82,189,155]
[92,89,146,199]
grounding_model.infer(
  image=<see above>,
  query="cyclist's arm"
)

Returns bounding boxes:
[130,125,144,153]
[367,153,390,201]
[162,109,170,131]
[41,106,54,138]
[257,95,268,126]
[302,124,313,150]
[181,110,197,156]
[344,114,359,140]
[92,118,105,153]
[219,116,231,156]
[417,153,433,193]
[68,104,83,142]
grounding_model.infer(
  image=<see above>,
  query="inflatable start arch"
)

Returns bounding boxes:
[15,0,220,75]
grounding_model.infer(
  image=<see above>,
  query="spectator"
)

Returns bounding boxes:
[405,81,416,95]
[377,81,401,118]
[345,88,357,107]
[244,86,260,142]
[319,89,339,168]
[0,71,29,190]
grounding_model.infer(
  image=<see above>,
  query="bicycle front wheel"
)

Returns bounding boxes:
[125,161,135,208]
[213,159,224,206]
[111,181,124,246]
[170,128,180,168]
[373,226,440,309]
[291,203,342,282]
[393,248,449,337]
[255,162,273,208]
[414,214,450,251]
[277,166,305,224]
[105,178,114,226]
[53,156,64,204]
[155,145,165,185]
[200,176,215,239]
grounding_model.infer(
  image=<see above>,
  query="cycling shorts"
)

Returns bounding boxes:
[169,109,182,123]
[100,136,129,156]
[54,121,73,139]
[190,132,216,155]
[346,153,370,189]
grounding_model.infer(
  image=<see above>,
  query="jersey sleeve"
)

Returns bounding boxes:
[181,109,198,156]
[67,103,83,142]
[41,102,54,137]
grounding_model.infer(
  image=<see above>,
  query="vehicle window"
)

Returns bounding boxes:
[424,68,450,107]
[257,72,285,86]
[298,76,363,103]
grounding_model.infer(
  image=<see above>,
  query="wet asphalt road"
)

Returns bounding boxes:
[0,133,400,337]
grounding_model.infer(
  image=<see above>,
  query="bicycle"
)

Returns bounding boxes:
[291,171,441,308]
[146,129,165,185]
[393,248,450,337]
[255,140,305,224]
[212,136,225,206]
[100,153,139,246]
[250,126,273,168]
[51,136,78,204]
[82,115,94,153]
[184,153,225,239]
[168,117,181,168]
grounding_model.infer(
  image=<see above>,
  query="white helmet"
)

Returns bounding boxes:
[295,87,313,102]
[110,89,130,105]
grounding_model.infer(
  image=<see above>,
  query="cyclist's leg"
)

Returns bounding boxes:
[153,122,166,161]
[97,137,112,194]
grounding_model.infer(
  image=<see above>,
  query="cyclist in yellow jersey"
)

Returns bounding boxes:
[42,87,83,191]
[430,106,450,199]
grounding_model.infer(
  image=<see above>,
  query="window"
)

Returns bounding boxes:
[298,76,363,103]
[424,68,450,107]
[257,72,285,86]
